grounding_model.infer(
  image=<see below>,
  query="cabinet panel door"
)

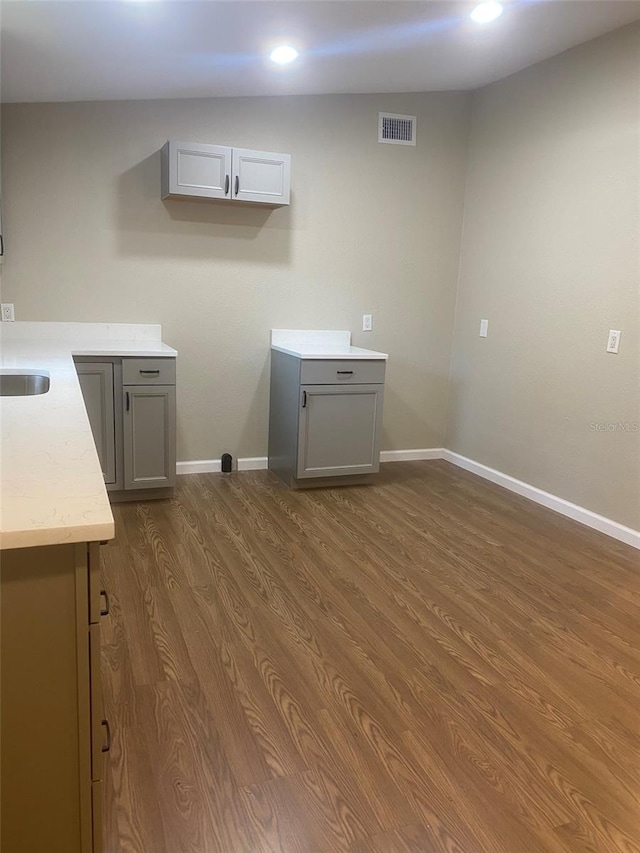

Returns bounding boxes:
[92,780,103,853]
[89,623,104,783]
[123,385,176,489]
[167,141,231,200]
[0,545,88,853]
[76,363,116,485]
[232,148,291,205]
[297,384,384,479]
[88,542,102,626]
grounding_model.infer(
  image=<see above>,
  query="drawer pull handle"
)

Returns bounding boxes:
[126,391,130,411]
[100,588,110,617]
[139,369,160,375]
[225,174,230,195]
[101,719,111,753]
[302,390,307,408]
[235,175,240,196]
[336,370,354,375]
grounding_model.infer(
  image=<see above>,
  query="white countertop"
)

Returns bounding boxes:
[0,322,177,550]
[270,329,388,360]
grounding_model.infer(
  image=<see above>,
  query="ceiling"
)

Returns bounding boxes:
[2,0,639,103]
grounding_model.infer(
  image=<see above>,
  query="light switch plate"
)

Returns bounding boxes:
[606,330,621,354]
[479,319,488,338]
[362,314,373,332]
[1,303,15,322]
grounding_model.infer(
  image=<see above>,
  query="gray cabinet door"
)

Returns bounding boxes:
[123,385,176,489]
[297,384,384,479]
[76,362,116,484]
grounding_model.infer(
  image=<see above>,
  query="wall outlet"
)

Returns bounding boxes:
[362,314,373,332]
[479,319,488,338]
[606,330,621,354]
[1,303,15,322]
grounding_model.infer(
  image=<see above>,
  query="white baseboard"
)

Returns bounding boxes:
[380,448,444,462]
[237,456,269,471]
[177,449,442,476]
[177,457,269,475]
[442,450,640,550]
[176,448,639,550]
[176,458,223,475]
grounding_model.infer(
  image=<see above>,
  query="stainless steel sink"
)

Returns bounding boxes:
[0,370,50,396]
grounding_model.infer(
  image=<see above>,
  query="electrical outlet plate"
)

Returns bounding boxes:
[362,314,373,332]
[1,303,15,322]
[606,330,621,354]
[479,319,488,338]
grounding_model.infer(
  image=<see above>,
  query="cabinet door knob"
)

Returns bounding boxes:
[99,588,110,617]
[101,719,111,753]
[225,174,230,195]
[235,175,240,196]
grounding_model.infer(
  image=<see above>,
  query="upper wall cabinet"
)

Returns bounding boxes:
[161,140,291,206]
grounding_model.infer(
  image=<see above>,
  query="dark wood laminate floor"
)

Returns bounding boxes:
[101,461,640,853]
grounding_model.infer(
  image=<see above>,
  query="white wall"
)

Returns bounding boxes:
[0,92,470,462]
[447,23,640,529]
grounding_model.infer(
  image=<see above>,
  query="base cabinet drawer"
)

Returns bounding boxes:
[122,357,176,386]
[300,359,386,385]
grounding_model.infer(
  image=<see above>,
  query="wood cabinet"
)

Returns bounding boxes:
[1,541,108,853]
[161,140,291,206]
[74,356,176,500]
[268,350,386,487]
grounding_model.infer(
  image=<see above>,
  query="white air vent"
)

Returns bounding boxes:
[378,112,416,146]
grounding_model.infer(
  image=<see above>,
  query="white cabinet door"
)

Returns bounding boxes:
[162,141,231,200]
[232,148,291,206]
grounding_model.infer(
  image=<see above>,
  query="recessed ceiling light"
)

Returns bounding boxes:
[470,1,504,23]
[270,45,299,65]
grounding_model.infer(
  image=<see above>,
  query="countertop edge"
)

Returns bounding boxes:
[270,344,389,360]
[71,344,178,357]
[0,520,116,551]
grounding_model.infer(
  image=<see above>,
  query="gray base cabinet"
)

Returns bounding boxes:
[269,350,385,487]
[74,356,176,499]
